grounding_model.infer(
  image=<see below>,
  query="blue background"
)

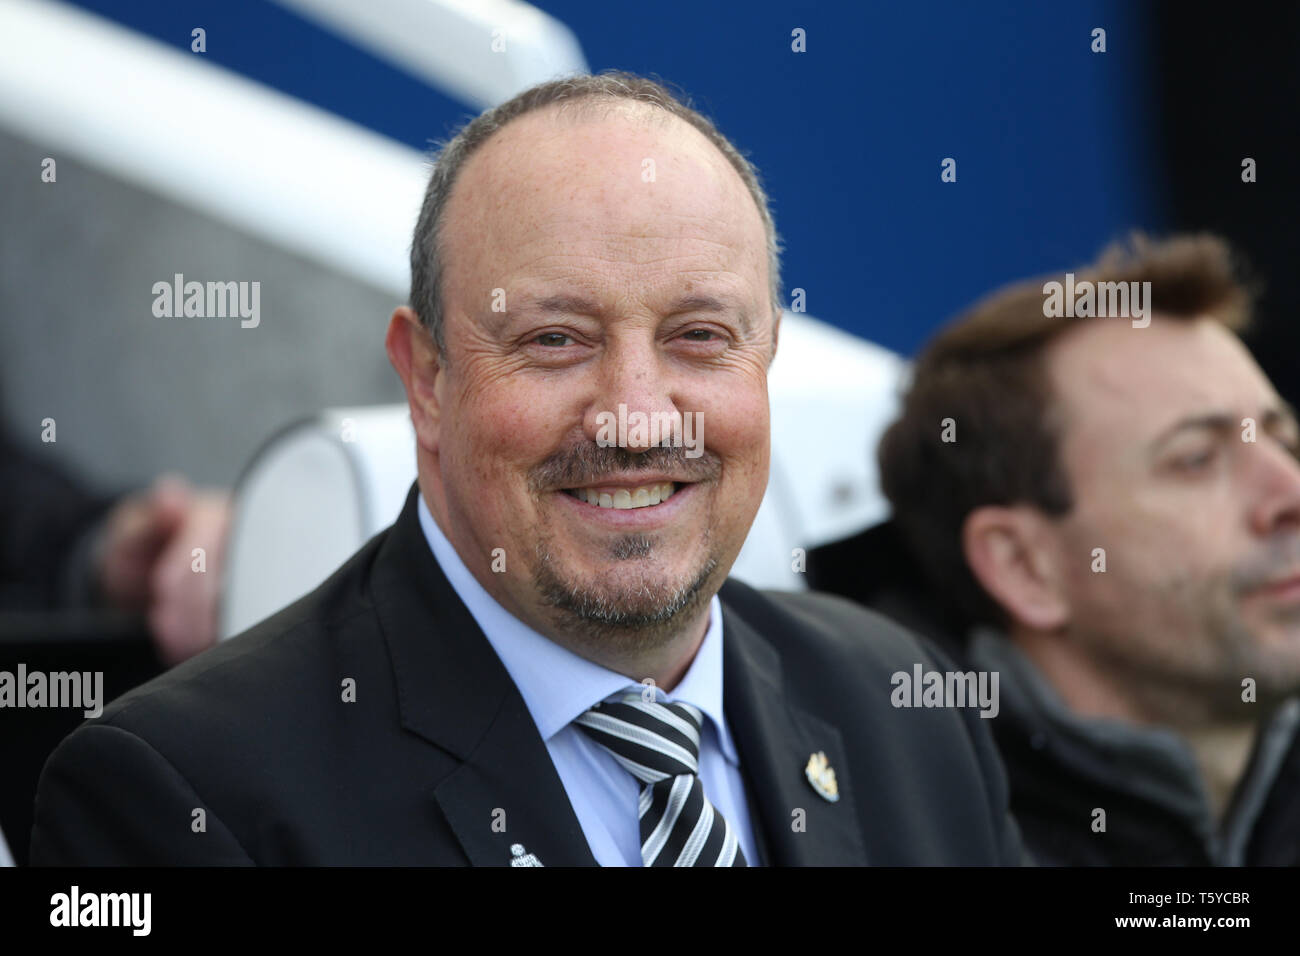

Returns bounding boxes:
[66,0,1163,355]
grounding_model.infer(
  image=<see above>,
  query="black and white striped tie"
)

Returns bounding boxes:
[574,694,747,867]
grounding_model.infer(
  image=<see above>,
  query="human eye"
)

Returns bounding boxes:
[533,331,574,347]
[1169,445,1218,473]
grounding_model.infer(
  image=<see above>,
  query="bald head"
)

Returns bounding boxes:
[437,101,772,363]
[407,71,783,356]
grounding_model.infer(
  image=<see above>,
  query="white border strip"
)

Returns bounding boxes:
[0,0,431,294]
[271,0,588,110]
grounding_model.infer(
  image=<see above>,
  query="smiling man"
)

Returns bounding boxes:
[31,71,1022,866]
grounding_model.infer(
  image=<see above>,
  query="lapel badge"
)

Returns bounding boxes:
[804,751,840,803]
[509,843,544,867]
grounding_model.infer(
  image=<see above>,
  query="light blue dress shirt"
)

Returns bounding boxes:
[417,495,761,866]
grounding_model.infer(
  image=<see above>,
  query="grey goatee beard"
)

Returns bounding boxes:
[532,531,720,652]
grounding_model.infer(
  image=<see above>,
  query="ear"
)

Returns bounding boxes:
[962,504,1070,632]
[385,306,444,455]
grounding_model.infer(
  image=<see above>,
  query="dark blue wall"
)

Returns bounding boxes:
[68,0,1163,355]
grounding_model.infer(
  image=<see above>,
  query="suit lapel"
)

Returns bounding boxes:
[431,692,597,867]
[372,485,595,866]
[721,591,868,866]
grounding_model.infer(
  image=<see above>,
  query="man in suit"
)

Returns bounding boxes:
[31,71,1022,866]
[811,234,1300,865]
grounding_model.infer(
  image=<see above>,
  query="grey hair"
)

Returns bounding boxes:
[408,70,784,355]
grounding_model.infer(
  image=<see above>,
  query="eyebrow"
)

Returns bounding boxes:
[482,293,602,336]
[1148,401,1300,453]
[527,293,603,316]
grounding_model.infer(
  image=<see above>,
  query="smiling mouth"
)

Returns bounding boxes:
[562,481,679,510]
[1250,573,1300,596]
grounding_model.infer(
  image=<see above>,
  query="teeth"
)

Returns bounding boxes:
[570,482,677,510]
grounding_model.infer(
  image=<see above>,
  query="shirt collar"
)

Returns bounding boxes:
[416,494,738,763]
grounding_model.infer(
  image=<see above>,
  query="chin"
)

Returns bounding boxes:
[532,545,721,644]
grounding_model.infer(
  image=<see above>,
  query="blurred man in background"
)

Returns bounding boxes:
[814,234,1300,864]
[1,425,229,863]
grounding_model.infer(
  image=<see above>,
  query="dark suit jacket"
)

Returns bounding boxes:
[808,521,1300,865]
[31,486,1023,866]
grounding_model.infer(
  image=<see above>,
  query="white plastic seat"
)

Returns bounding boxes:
[220,312,907,639]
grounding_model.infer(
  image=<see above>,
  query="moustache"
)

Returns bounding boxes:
[1231,533,1300,594]
[528,441,722,493]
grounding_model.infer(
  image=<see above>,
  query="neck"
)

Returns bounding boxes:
[1014,628,1154,723]
[1012,627,1260,820]
[1182,722,1259,822]
[546,604,712,694]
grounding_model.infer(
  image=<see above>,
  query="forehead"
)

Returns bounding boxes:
[1045,315,1274,444]
[439,103,767,294]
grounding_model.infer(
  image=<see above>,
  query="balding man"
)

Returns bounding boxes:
[31,71,1022,866]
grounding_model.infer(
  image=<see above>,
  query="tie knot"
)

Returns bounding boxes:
[574,695,704,784]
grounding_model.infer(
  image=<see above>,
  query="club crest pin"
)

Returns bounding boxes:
[804,751,840,802]
[509,843,543,867]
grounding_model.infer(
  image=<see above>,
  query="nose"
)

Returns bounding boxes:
[1249,439,1300,537]
[581,336,682,453]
